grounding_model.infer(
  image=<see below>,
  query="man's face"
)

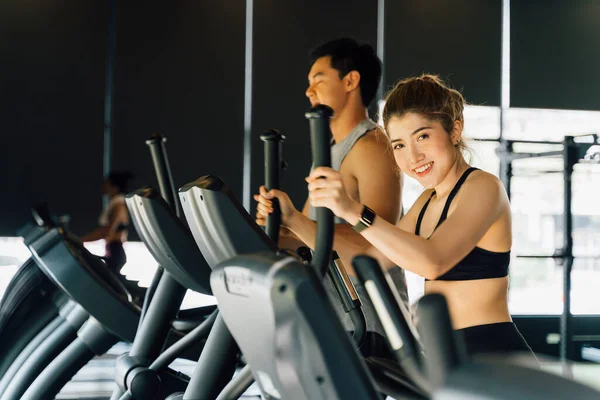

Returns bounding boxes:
[305,56,347,113]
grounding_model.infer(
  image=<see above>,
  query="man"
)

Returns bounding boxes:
[255,38,407,355]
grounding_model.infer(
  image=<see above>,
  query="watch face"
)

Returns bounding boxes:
[361,206,375,225]
[353,206,376,233]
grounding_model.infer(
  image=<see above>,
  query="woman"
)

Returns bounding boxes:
[305,74,535,359]
[82,172,138,299]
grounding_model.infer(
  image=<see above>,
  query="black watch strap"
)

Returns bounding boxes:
[352,205,376,233]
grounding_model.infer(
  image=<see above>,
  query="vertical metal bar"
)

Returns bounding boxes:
[500,0,510,114]
[242,0,254,212]
[499,0,510,192]
[561,135,575,362]
[499,140,513,198]
[376,0,385,104]
[103,0,117,208]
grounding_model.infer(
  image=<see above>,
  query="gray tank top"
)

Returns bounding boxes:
[308,118,378,223]
[306,118,409,336]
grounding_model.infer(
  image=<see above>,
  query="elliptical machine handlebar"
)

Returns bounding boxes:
[146,134,181,217]
[305,105,368,347]
[305,104,334,278]
[260,129,285,243]
[414,293,467,391]
[353,255,430,392]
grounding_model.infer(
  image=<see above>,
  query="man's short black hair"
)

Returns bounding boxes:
[309,37,382,107]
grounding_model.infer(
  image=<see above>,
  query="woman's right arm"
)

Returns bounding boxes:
[362,189,433,270]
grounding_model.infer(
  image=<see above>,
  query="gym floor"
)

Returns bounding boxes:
[56,342,600,399]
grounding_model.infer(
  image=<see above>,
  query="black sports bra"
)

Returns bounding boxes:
[415,167,510,281]
[116,223,129,233]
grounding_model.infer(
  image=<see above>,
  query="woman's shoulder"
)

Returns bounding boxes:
[466,168,505,192]
[461,168,509,209]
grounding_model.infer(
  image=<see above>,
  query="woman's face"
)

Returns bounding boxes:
[387,112,460,189]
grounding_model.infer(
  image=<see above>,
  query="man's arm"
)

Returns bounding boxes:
[278,197,316,251]
[288,132,402,272]
[277,228,305,253]
[301,197,310,217]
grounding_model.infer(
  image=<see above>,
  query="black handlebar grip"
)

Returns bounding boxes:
[414,293,467,391]
[305,105,333,169]
[353,256,422,364]
[305,105,334,278]
[260,129,285,243]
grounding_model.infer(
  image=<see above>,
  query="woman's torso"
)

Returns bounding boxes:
[100,195,129,244]
[416,170,512,329]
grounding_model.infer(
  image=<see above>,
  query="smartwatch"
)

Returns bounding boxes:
[352,205,376,233]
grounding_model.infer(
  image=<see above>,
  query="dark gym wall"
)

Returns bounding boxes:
[0,1,108,236]
[511,0,600,110]
[383,0,502,106]
[112,2,246,202]
[250,0,378,210]
[4,1,600,236]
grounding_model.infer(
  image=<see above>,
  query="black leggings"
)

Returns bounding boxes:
[104,241,146,303]
[105,241,127,273]
[455,322,538,363]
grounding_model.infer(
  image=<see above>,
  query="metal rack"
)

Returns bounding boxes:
[495,134,600,362]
